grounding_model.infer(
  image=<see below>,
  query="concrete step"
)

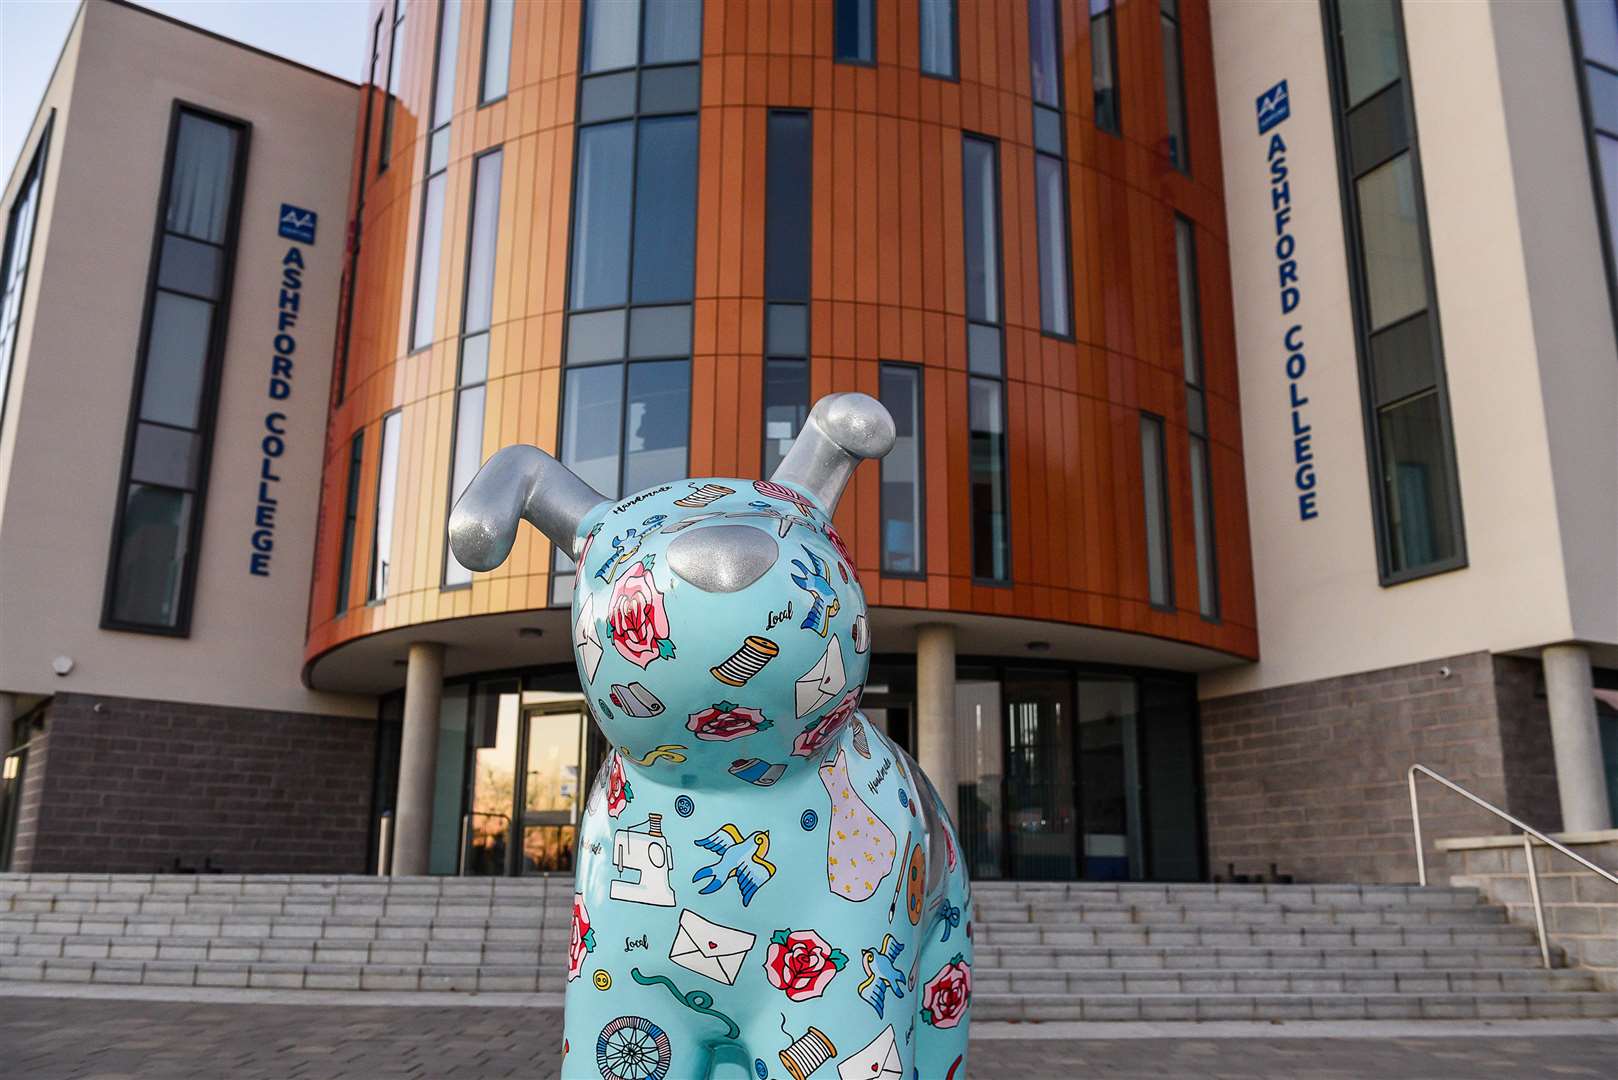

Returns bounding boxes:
[0,912,567,941]
[970,942,1557,971]
[0,893,567,919]
[971,923,1544,948]
[0,932,561,967]
[968,882,1482,905]
[0,956,565,993]
[973,968,1602,995]
[971,901,1503,926]
[971,990,1618,1022]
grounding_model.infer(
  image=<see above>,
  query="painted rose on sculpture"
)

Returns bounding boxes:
[607,560,674,669]
[686,702,772,742]
[605,752,632,819]
[568,894,595,982]
[763,928,848,1002]
[792,688,861,758]
[921,954,972,1030]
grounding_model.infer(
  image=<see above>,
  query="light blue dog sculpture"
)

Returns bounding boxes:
[450,394,972,1080]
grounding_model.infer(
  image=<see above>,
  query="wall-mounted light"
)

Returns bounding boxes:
[51,655,74,676]
[1025,641,1051,654]
[518,627,545,639]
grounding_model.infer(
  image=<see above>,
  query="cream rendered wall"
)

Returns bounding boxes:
[1204,0,1580,699]
[0,2,370,718]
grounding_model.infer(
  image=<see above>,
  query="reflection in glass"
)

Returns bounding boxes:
[1355,153,1426,331]
[835,0,875,63]
[166,113,237,244]
[1161,3,1188,171]
[1034,154,1071,336]
[763,358,809,478]
[482,0,515,102]
[765,112,812,302]
[623,359,691,492]
[369,412,402,601]
[1004,673,1077,880]
[954,677,1003,879]
[466,687,519,875]
[1140,414,1172,608]
[411,173,447,351]
[1078,679,1140,881]
[1338,0,1401,108]
[109,485,191,627]
[463,151,504,335]
[879,364,923,574]
[585,0,641,72]
[961,136,1001,326]
[1189,436,1218,619]
[1175,215,1203,384]
[1378,390,1458,572]
[920,0,956,79]
[1091,0,1120,135]
[1028,0,1061,107]
[631,116,698,304]
[642,0,702,65]
[969,377,1007,581]
[561,364,625,496]
[336,431,364,614]
[140,291,213,428]
[571,122,635,310]
[444,384,486,587]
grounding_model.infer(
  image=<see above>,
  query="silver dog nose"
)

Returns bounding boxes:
[666,525,778,593]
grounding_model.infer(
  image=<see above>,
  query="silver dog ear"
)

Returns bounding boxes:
[770,392,896,515]
[448,445,610,571]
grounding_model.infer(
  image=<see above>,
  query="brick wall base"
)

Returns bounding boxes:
[10,693,375,874]
[1201,651,1563,884]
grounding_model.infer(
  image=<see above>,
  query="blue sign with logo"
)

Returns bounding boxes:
[1256,80,1290,135]
[278,203,317,244]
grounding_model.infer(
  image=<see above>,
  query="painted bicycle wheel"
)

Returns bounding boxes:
[596,1015,673,1080]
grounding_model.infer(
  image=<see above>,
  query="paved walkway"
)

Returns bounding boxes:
[2,990,1616,1078]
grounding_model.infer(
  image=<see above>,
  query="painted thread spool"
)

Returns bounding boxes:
[778,1027,835,1080]
[675,483,734,508]
[710,636,779,686]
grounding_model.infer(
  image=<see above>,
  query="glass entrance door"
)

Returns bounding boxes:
[1003,672,1079,880]
[518,705,586,874]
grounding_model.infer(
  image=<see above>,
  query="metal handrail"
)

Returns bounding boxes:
[1408,763,1618,970]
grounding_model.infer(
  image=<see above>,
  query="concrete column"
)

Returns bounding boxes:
[915,624,958,821]
[392,641,446,876]
[1543,644,1614,833]
[0,693,16,762]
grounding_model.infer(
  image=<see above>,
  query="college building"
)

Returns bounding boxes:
[2,0,1615,889]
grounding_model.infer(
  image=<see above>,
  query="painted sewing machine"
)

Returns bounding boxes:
[450,394,972,1080]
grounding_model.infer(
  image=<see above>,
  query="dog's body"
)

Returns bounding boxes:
[450,396,972,1080]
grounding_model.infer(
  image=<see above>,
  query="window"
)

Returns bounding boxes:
[379,0,406,172]
[764,110,811,474]
[962,134,1009,581]
[1175,215,1217,619]
[1028,0,1073,337]
[1091,0,1121,136]
[880,364,924,575]
[1139,413,1173,609]
[1161,0,1188,172]
[1323,0,1463,581]
[555,0,702,604]
[481,0,514,104]
[369,410,403,602]
[836,0,876,64]
[445,148,503,588]
[103,107,247,634]
[336,431,365,614]
[409,0,463,354]
[920,0,957,79]
[1570,0,1618,330]
[0,115,50,444]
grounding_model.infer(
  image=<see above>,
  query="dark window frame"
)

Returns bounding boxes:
[1160,0,1191,174]
[336,429,366,614]
[479,0,514,107]
[442,144,505,590]
[1565,0,1618,340]
[0,110,53,446]
[1321,0,1467,586]
[379,0,406,173]
[1139,410,1176,612]
[919,0,960,82]
[835,0,878,67]
[1174,213,1219,621]
[1091,0,1123,137]
[962,132,1012,585]
[879,360,928,579]
[1029,0,1076,340]
[101,101,252,637]
[367,408,404,605]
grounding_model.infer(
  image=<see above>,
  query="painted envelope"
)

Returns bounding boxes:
[836,1026,900,1080]
[795,636,846,717]
[574,593,603,683]
[668,909,755,986]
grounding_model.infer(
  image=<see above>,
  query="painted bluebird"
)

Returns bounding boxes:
[789,545,840,637]
[856,933,908,1018]
[691,824,776,906]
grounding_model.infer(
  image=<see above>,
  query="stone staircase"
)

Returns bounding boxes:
[1,874,1615,1020]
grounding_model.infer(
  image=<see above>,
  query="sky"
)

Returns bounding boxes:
[2,0,372,178]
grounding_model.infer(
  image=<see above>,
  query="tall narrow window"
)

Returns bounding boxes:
[1175,215,1217,619]
[1324,0,1463,581]
[836,0,876,64]
[409,0,462,354]
[920,0,957,79]
[555,0,702,604]
[1571,0,1618,328]
[336,430,365,614]
[445,148,503,587]
[962,134,1009,581]
[369,410,403,602]
[1160,0,1189,172]
[481,0,514,104]
[1140,413,1173,609]
[880,363,924,575]
[1029,0,1073,337]
[0,116,50,443]
[103,106,247,635]
[764,110,811,475]
[379,0,406,172]
[1091,0,1121,136]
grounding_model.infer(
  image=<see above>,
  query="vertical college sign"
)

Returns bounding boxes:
[1256,80,1318,522]
[249,205,318,576]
